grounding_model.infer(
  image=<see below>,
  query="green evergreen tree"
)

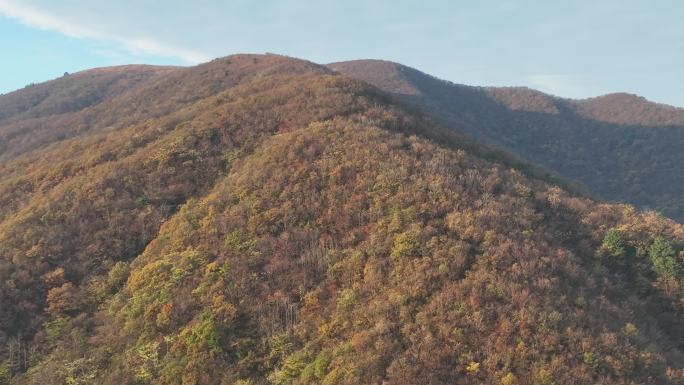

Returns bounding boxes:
[649,237,681,278]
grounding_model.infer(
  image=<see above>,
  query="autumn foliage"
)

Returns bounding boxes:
[0,55,683,384]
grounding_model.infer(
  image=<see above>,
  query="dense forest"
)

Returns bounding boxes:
[328,60,684,222]
[0,54,683,384]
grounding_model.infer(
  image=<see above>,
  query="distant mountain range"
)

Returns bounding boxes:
[329,59,684,221]
[0,54,683,384]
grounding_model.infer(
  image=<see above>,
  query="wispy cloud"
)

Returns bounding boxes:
[526,74,602,99]
[0,0,680,106]
[0,0,209,63]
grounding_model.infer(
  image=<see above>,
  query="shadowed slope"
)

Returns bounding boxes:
[329,60,684,222]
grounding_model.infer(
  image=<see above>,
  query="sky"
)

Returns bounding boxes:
[0,0,682,107]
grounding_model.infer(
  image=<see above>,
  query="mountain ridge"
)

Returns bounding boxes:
[0,54,331,161]
[328,59,684,122]
[328,59,684,222]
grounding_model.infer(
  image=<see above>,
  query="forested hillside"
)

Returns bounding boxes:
[0,54,683,385]
[328,60,684,222]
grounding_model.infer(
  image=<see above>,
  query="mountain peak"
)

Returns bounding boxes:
[572,92,684,126]
[206,53,333,75]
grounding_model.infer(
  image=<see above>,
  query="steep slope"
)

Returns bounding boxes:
[0,55,683,385]
[328,60,684,222]
[0,54,350,340]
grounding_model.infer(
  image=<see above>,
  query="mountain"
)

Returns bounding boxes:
[0,54,683,385]
[328,60,684,222]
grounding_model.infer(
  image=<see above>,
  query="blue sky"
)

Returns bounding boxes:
[1,0,682,107]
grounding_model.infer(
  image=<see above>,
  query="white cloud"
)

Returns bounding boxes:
[0,0,210,63]
[120,38,210,64]
[0,0,94,37]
